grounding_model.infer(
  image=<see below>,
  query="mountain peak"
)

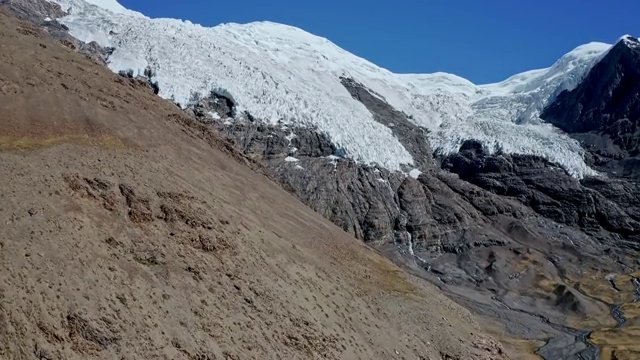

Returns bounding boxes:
[619,34,639,42]
[618,34,640,48]
[542,32,640,167]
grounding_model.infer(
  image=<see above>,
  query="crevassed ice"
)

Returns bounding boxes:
[51,0,614,177]
[52,0,415,170]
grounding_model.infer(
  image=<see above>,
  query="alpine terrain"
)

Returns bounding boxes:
[1,0,640,359]
[0,3,505,360]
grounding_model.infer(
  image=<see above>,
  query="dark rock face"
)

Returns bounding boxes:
[274,159,402,242]
[191,85,502,252]
[442,140,640,240]
[213,121,336,160]
[189,90,236,122]
[340,76,433,169]
[0,0,65,19]
[542,36,640,176]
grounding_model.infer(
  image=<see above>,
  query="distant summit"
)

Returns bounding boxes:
[542,32,640,176]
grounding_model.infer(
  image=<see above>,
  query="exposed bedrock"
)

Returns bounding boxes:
[542,35,640,178]
[185,76,640,359]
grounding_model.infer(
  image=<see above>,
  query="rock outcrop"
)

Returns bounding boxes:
[442,140,640,242]
[542,35,640,177]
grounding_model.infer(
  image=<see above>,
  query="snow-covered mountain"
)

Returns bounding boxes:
[50,0,615,177]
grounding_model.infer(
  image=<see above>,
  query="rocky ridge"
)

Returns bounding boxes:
[542,35,640,178]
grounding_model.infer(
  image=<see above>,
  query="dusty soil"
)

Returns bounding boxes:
[0,9,508,360]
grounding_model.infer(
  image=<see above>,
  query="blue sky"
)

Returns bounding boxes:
[119,0,639,84]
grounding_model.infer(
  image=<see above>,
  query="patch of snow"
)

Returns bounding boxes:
[620,35,640,49]
[52,0,619,177]
[295,165,304,170]
[326,155,340,170]
[409,169,422,179]
[285,132,297,141]
[407,231,415,256]
[377,178,388,183]
[49,0,138,15]
[85,0,128,13]
[400,72,484,99]
[223,119,232,125]
[85,0,126,12]
[44,17,52,22]
[208,111,221,120]
[284,156,299,162]
[285,131,297,153]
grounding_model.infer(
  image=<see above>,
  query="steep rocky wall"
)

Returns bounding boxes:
[199,80,640,254]
[542,36,640,177]
[443,140,640,243]
[183,79,640,359]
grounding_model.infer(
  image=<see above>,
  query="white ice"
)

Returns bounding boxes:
[50,0,622,177]
[409,169,422,179]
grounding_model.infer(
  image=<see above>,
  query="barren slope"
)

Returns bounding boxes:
[0,9,506,360]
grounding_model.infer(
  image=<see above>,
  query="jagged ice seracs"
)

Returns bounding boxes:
[50,0,617,178]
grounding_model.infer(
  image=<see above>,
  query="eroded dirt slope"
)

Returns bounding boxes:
[0,9,506,360]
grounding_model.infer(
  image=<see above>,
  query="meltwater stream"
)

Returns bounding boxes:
[397,247,640,360]
[540,276,640,360]
[484,296,600,360]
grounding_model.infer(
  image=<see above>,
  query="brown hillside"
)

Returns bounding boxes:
[0,9,506,360]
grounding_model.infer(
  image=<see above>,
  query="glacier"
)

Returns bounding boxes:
[49,0,613,177]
